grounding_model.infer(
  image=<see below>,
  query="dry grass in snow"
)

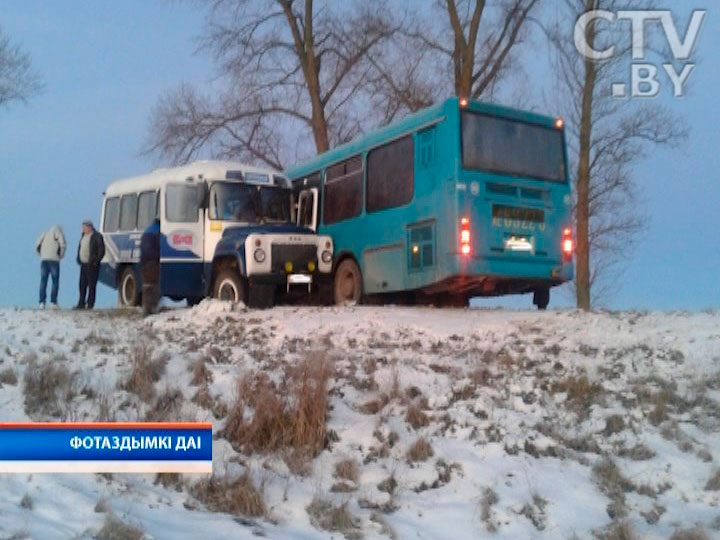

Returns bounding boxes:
[191,472,266,518]
[223,352,331,456]
[2,303,720,540]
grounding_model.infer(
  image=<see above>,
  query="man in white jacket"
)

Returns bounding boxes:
[36,225,67,308]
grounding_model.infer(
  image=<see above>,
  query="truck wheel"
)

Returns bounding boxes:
[533,287,550,311]
[334,259,363,305]
[248,283,275,309]
[118,267,140,307]
[213,269,246,304]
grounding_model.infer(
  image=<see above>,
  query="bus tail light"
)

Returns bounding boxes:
[562,227,573,262]
[460,217,471,256]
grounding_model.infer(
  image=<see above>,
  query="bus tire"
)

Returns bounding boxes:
[533,287,550,311]
[213,269,246,304]
[118,267,140,307]
[334,259,363,305]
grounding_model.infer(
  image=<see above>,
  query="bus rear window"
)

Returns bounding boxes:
[461,112,566,182]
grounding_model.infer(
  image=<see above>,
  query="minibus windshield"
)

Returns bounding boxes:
[209,182,291,224]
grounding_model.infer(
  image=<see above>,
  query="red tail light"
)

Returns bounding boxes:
[562,227,573,261]
[460,217,471,256]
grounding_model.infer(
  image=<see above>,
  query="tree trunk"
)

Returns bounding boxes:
[301,0,330,153]
[575,0,597,311]
[446,0,483,100]
[306,62,330,153]
[281,0,330,153]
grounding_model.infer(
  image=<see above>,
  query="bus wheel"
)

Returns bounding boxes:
[213,269,246,304]
[334,259,363,305]
[118,267,140,307]
[533,287,550,311]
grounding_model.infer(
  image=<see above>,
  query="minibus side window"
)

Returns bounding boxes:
[137,191,157,229]
[119,193,138,231]
[103,197,120,232]
[166,184,199,223]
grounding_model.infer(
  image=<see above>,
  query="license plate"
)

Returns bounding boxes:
[505,236,533,252]
[287,274,312,285]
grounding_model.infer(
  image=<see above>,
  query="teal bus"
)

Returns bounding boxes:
[285,97,574,309]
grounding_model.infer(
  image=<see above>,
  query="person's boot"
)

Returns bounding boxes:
[73,303,85,310]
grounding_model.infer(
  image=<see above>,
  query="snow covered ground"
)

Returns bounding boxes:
[0,303,719,539]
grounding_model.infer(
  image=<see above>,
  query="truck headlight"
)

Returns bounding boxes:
[254,248,266,263]
[321,250,332,263]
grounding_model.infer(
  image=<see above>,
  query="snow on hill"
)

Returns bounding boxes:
[0,303,719,539]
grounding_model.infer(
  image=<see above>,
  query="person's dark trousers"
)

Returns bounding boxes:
[78,263,99,309]
[142,282,159,317]
[141,262,160,317]
[39,261,60,304]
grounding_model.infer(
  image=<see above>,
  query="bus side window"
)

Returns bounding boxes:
[323,156,363,225]
[137,191,157,230]
[166,184,200,223]
[366,135,414,213]
[103,197,120,233]
[119,193,138,231]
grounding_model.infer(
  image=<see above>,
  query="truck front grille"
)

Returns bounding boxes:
[271,244,317,273]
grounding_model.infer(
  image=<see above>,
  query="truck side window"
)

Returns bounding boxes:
[119,193,138,231]
[137,191,157,229]
[166,184,199,223]
[103,197,120,232]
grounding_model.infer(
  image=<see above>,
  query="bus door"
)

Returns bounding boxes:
[160,182,206,299]
[296,188,318,231]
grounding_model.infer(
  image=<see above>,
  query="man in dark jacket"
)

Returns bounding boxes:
[140,219,161,317]
[75,220,105,310]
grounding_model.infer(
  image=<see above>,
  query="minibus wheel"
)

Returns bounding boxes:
[213,269,246,304]
[334,259,363,305]
[118,267,140,307]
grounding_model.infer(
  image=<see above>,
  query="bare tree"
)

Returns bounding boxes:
[146,0,396,168]
[545,0,687,309]
[0,27,42,110]
[367,0,541,122]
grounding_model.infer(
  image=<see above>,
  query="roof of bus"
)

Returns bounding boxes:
[284,97,559,180]
[104,160,282,197]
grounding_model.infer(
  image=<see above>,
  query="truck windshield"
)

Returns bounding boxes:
[209,182,291,224]
[461,111,566,183]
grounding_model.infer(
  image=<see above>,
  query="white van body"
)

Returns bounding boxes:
[98,160,332,307]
